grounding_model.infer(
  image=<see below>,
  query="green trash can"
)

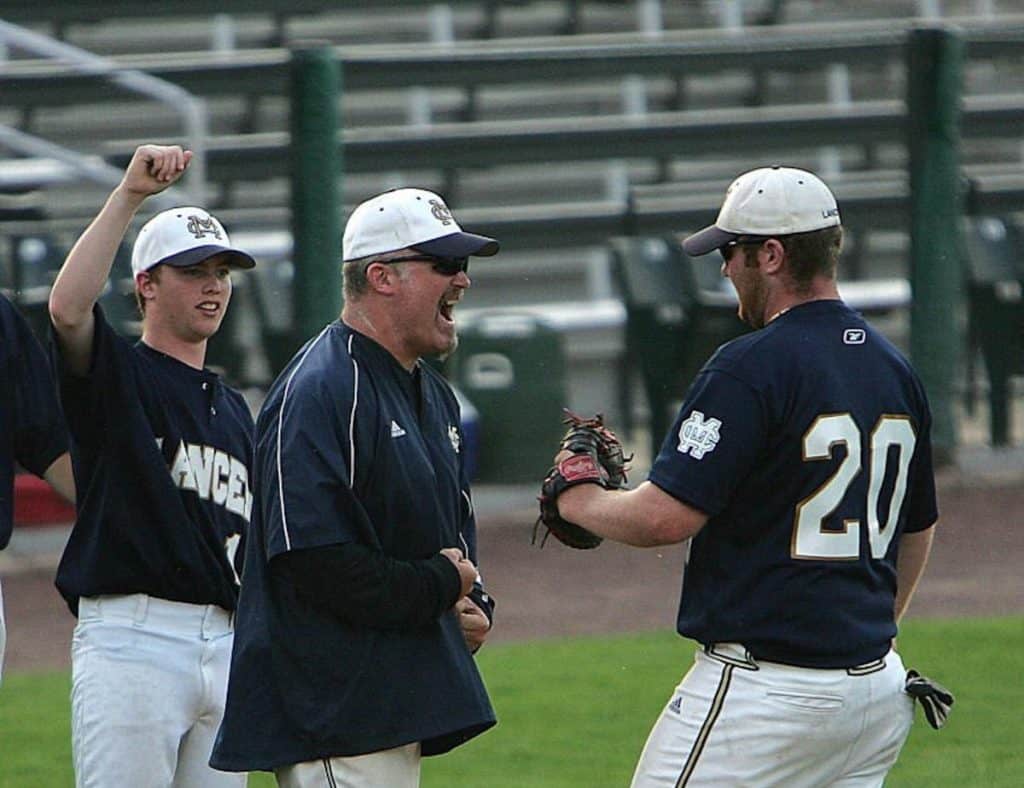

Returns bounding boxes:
[445,312,567,483]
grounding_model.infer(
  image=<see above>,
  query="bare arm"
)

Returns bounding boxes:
[48,145,192,376]
[42,452,76,506]
[557,479,708,547]
[894,525,935,623]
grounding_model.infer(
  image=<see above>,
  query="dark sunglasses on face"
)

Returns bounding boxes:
[379,255,470,276]
[718,236,773,262]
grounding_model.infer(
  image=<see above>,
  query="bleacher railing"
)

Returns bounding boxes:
[0,19,207,205]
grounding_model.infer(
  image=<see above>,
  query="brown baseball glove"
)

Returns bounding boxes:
[533,410,631,549]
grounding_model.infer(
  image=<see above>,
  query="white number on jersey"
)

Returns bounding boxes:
[793,414,916,560]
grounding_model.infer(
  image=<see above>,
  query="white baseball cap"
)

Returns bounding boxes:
[681,166,841,257]
[342,187,499,262]
[131,206,256,276]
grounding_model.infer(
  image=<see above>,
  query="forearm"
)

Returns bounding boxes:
[558,480,706,547]
[42,452,76,506]
[894,525,936,623]
[50,187,143,327]
[272,543,464,630]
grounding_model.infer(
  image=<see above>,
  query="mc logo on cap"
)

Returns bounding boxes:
[342,187,499,262]
[186,214,224,241]
[131,206,256,276]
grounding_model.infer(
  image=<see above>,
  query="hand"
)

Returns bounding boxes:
[456,596,491,653]
[440,547,477,598]
[533,411,631,550]
[119,144,192,198]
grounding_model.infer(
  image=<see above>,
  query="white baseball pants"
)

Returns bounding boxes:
[71,594,246,788]
[275,743,421,788]
[631,643,915,788]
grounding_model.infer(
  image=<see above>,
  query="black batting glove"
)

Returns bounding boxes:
[905,669,955,730]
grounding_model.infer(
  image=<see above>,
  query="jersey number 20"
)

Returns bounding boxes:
[793,414,915,560]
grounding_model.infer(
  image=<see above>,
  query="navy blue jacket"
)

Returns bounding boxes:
[213,322,495,771]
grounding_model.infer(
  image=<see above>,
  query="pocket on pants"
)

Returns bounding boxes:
[766,690,844,713]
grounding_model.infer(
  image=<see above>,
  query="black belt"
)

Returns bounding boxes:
[704,642,887,676]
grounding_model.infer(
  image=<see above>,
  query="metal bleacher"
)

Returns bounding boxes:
[3,0,1024,435]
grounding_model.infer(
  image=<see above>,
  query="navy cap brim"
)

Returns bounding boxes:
[413,231,499,258]
[681,225,738,257]
[154,245,256,270]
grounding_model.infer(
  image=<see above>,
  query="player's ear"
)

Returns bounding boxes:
[136,270,158,299]
[365,261,401,294]
[760,238,786,274]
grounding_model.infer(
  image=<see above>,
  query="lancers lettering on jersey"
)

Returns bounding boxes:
[164,438,253,521]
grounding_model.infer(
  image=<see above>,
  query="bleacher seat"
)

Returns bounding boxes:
[3,1,1024,443]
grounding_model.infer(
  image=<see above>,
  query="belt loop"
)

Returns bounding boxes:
[132,594,149,627]
[705,643,759,671]
[201,604,224,640]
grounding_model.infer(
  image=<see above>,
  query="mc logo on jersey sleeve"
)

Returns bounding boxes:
[677,410,722,459]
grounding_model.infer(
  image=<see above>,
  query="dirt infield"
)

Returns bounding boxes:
[2,467,1022,674]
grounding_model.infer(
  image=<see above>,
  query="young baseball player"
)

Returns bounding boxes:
[0,292,75,685]
[554,167,941,787]
[48,144,256,787]
[211,188,497,787]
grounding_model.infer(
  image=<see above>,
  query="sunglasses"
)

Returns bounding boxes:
[379,255,470,276]
[718,236,773,262]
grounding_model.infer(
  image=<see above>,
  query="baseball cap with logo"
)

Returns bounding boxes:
[131,206,256,276]
[681,166,841,257]
[342,188,499,262]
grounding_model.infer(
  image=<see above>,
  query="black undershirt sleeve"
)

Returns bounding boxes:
[271,542,463,630]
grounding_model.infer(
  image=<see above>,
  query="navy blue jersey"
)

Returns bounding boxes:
[1,295,68,549]
[212,322,494,771]
[52,305,254,615]
[649,300,938,668]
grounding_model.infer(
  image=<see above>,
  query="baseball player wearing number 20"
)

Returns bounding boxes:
[556,167,942,787]
[49,145,256,787]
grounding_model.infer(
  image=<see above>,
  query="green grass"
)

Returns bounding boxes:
[2,617,1020,787]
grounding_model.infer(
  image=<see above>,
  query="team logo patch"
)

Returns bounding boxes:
[843,328,866,345]
[429,199,454,226]
[677,410,721,459]
[390,420,407,438]
[448,424,461,453]
[185,214,223,240]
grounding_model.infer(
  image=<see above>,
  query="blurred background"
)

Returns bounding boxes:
[2,0,1024,498]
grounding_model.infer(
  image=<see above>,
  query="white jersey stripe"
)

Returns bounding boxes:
[276,325,333,552]
[347,334,359,489]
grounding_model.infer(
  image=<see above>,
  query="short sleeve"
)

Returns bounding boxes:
[259,371,370,560]
[648,368,767,517]
[50,304,133,448]
[902,391,939,533]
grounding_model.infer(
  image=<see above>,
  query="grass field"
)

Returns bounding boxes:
[1,616,1020,787]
